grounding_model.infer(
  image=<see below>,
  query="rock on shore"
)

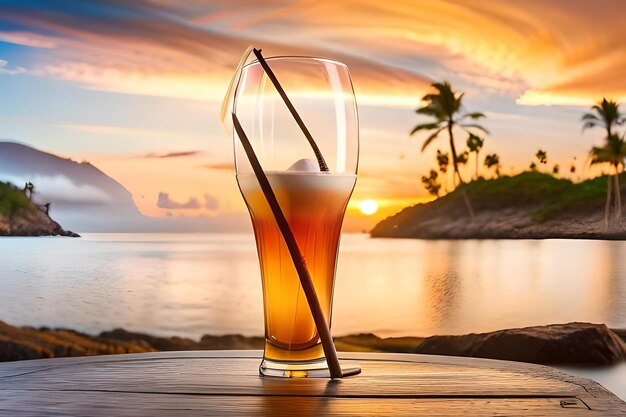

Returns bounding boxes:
[415,322,626,365]
[0,321,152,361]
[0,208,79,237]
[1,321,625,365]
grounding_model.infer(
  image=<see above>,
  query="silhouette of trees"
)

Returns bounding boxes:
[421,169,442,197]
[583,98,626,228]
[484,153,501,177]
[23,182,34,200]
[590,133,626,227]
[535,150,547,171]
[467,133,484,179]
[582,98,625,138]
[411,81,488,218]
[436,150,450,192]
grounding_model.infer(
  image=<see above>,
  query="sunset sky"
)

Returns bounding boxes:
[1,0,625,231]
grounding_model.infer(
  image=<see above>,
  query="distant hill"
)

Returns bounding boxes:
[0,182,78,236]
[0,141,250,233]
[0,141,145,232]
[371,172,626,239]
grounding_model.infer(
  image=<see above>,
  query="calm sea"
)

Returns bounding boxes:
[1,233,625,399]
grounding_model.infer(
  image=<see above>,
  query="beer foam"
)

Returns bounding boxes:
[287,158,320,173]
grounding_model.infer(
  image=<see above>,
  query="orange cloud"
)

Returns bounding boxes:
[0,5,430,105]
[143,151,202,159]
[220,0,626,106]
[5,1,626,106]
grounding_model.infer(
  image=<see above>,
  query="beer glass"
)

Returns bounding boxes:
[224,50,358,377]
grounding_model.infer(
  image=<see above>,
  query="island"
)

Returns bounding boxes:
[371,172,626,240]
[0,182,79,237]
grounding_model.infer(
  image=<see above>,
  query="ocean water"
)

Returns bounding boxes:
[0,233,625,399]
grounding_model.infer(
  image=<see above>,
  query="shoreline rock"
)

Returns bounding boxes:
[1,321,625,366]
[0,208,79,237]
[415,323,626,365]
[371,207,626,240]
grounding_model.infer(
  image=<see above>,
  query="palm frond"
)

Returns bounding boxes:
[415,106,441,117]
[581,113,600,121]
[421,126,446,152]
[581,121,599,132]
[410,122,441,136]
[462,112,486,120]
[460,123,489,134]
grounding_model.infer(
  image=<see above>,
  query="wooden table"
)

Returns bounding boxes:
[0,350,624,416]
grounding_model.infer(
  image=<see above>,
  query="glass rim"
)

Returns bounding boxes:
[242,55,348,71]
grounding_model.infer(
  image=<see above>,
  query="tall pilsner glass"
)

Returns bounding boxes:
[230,55,358,377]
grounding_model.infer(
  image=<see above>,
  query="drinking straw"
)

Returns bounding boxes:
[252,48,329,173]
[232,113,343,379]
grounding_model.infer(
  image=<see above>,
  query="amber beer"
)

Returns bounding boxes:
[238,170,355,364]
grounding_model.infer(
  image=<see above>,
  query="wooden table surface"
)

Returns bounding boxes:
[0,350,624,416]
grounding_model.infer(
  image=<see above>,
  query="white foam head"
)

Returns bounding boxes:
[287,158,320,173]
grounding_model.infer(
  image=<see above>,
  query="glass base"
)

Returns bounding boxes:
[259,358,361,378]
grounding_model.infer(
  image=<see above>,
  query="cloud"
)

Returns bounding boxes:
[0,174,112,205]
[157,192,201,209]
[0,59,25,75]
[203,194,219,210]
[0,2,431,104]
[0,31,57,48]
[208,0,626,106]
[155,192,219,210]
[143,151,202,159]
[4,0,626,106]
[200,162,234,171]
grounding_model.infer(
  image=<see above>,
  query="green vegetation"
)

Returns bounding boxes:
[459,172,618,222]
[0,182,33,217]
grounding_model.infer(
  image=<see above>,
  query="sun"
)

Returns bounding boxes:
[359,199,379,215]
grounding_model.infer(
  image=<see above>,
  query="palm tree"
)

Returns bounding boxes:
[457,150,469,179]
[590,133,626,227]
[535,150,547,171]
[411,82,488,218]
[484,153,500,178]
[421,169,442,197]
[436,150,450,192]
[582,98,626,139]
[23,182,34,200]
[466,133,484,179]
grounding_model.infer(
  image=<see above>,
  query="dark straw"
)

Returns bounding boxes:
[252,48,329,172]
[232,113,343,379]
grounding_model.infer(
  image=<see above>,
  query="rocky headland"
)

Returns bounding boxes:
[0,182,78,237]
[371,172,626,240]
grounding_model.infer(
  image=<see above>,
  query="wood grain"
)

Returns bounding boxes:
[0,351,624,416]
